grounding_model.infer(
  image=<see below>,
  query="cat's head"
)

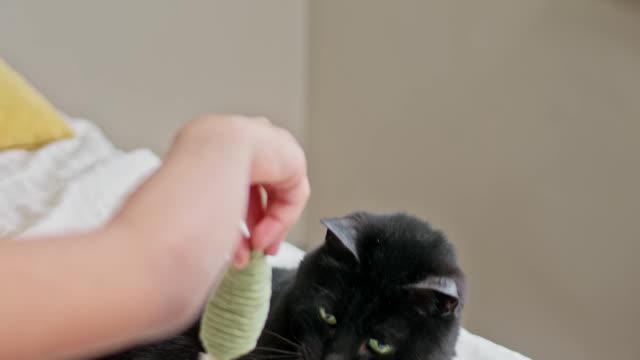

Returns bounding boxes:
[284,211,465,360]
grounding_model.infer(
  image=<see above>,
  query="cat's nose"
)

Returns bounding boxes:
[324,354,345,360]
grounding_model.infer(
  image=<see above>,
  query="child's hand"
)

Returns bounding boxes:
[235,185,269,267]
[181,115,309,268]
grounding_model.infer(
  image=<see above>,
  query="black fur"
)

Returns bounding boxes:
[95,212,465,360]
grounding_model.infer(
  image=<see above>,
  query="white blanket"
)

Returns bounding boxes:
[0,118,529,359]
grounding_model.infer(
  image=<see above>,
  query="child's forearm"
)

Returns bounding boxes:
[0,227,178,360]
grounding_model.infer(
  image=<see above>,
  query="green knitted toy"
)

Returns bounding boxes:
[199,224,272,360]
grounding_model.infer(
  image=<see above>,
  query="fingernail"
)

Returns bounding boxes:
[239,221,250,238]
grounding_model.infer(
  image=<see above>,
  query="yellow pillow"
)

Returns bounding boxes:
[0,58,74,150]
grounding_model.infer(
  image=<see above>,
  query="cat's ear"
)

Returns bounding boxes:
[320,215,360,261]
[408,276,464,318]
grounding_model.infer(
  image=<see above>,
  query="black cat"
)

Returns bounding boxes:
[97,211,465,360]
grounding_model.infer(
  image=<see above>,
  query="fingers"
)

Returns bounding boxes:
[234,186,264,268]
[219,114,309,258]
[233,236,250,268]
[251,176,310,251]
[240,119,309,254]
[245,185,265,229]
[235,176,308,263]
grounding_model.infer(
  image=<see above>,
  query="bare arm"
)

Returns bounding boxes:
[0,115,309,360]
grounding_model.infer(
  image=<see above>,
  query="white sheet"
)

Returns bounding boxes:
[0,118,159,237]
[0,117,529,360]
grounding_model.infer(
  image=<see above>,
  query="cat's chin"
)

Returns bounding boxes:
[198,353,211,360]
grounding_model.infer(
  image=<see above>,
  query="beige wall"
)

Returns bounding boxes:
[0,0,307,153]
[308,1,640,359]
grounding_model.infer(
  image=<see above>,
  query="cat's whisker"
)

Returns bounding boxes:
[252,346,300,356]
[311,283,337,301]
[262,329,301,349]
[298,343,311,360]
[243,354,299,360]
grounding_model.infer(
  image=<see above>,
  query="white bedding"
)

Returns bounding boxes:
[0,118,529,359]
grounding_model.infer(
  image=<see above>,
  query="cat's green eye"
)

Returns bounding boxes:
[318,306,337,325]
[368,338,395,355]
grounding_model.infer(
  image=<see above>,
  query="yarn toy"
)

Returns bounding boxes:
[199,221,272,360]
